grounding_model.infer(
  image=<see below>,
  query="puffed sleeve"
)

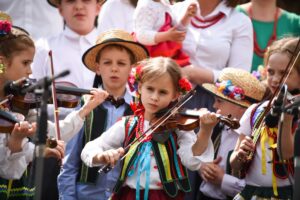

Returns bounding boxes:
[0,135,34,179]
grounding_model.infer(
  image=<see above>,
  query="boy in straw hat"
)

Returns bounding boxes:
[58,29,148,200]
[197,68,266,200]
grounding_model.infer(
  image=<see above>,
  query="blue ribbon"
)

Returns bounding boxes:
[128,141,152,200]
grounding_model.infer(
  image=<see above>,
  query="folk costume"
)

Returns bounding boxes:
[234,101,294,200]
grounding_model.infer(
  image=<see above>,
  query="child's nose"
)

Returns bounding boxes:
[151,92,159,101]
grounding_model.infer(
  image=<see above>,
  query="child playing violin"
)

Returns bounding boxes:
[58,29,149,200]
[81,56,218,200]
[230,37,300,200]
[134,0,197,67]
[0,12,108,199]
[197,68,266,200]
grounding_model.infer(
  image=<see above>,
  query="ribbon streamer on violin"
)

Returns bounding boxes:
[49,50,61,140]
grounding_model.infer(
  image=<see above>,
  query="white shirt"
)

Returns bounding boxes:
[0,135,34,179]
[236,102,291,187]
[31,27,97,89]
[134,0,183,45]
[98,0,135,33]
[200,127,245,199]
[0,109,84,180]
[81,118,214,189]
[0,0,63,41]
[172,0,253,81]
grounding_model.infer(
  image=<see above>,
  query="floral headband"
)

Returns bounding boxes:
[216,80,245,101]
[0,20,12,35]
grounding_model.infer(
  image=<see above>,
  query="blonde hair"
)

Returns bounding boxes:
[139,57,182,93]
[264,37,300,74]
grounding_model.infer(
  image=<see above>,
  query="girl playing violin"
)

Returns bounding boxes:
[0,12,108,199]
[81,56,218,200]
[230,37,300,200]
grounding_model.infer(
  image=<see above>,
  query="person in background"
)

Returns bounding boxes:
[237,0,300,72]
[0,0,63,41]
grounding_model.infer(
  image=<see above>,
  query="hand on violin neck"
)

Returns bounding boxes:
[8,121,36,153]
[79,89,109,119]
[198,108,218,133]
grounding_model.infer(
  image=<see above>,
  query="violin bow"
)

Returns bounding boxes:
[49,51,61,140]
[98,88,196,173]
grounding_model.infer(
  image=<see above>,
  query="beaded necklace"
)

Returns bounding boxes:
[191,12,225,29]
[248,6,279,57]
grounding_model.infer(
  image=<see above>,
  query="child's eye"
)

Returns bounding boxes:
[146,87,154,91]
[23,61,32,66]
[159,90,168,95]
[267,69,274,75]
[118,62,126,66]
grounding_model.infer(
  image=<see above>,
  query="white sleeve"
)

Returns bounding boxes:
[47,110,84,143]
[236,103,258,137]
[221,174,245,197]
[177,130,214,171]
[97,0,133,33]
[226,14,253,72]
[0,135,34,179]
[81,118,126,167]
[134,3,159,45]
[31,38,51,80]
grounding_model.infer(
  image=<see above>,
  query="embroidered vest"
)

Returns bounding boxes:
[250,103,294,179]
[78,103,132,184]
[113,116,191,197]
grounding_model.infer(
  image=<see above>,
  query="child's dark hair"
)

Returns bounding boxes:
[93,44,136,87]
[264,37,300,75]
[0,28,35,64]
[95,44,136,64]
[139,57,182,93]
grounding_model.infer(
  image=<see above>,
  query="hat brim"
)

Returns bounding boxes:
[202,83,251,108]
[82,38,149,72]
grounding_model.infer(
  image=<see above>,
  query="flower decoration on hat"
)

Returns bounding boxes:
[252,65,267,81]
[216,80,245,101]
[178,78,192,95]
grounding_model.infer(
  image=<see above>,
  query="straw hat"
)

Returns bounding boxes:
[47,0,106,7]
[0,12,12,22]
[82,29,149,72]
[202,68,266,108]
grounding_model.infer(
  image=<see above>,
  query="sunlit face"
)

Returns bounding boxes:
[95,47,132,93]
[59,0,100,35]
[266,52,300,94]
[4,47,34,81]
[213,97,245,120]
[139,73,178,121]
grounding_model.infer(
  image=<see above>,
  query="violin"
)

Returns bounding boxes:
[10,81,82,112]
[151,108,240,143]
[0,109,24,133]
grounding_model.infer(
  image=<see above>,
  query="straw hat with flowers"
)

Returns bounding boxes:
[202,68,266,108]
[47,0,106,7]
[82,29,149,72]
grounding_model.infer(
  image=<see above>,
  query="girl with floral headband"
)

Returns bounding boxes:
[81,56,218,200]
[230,37,300,200]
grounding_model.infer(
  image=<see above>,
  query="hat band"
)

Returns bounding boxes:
[216,80,258,104]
